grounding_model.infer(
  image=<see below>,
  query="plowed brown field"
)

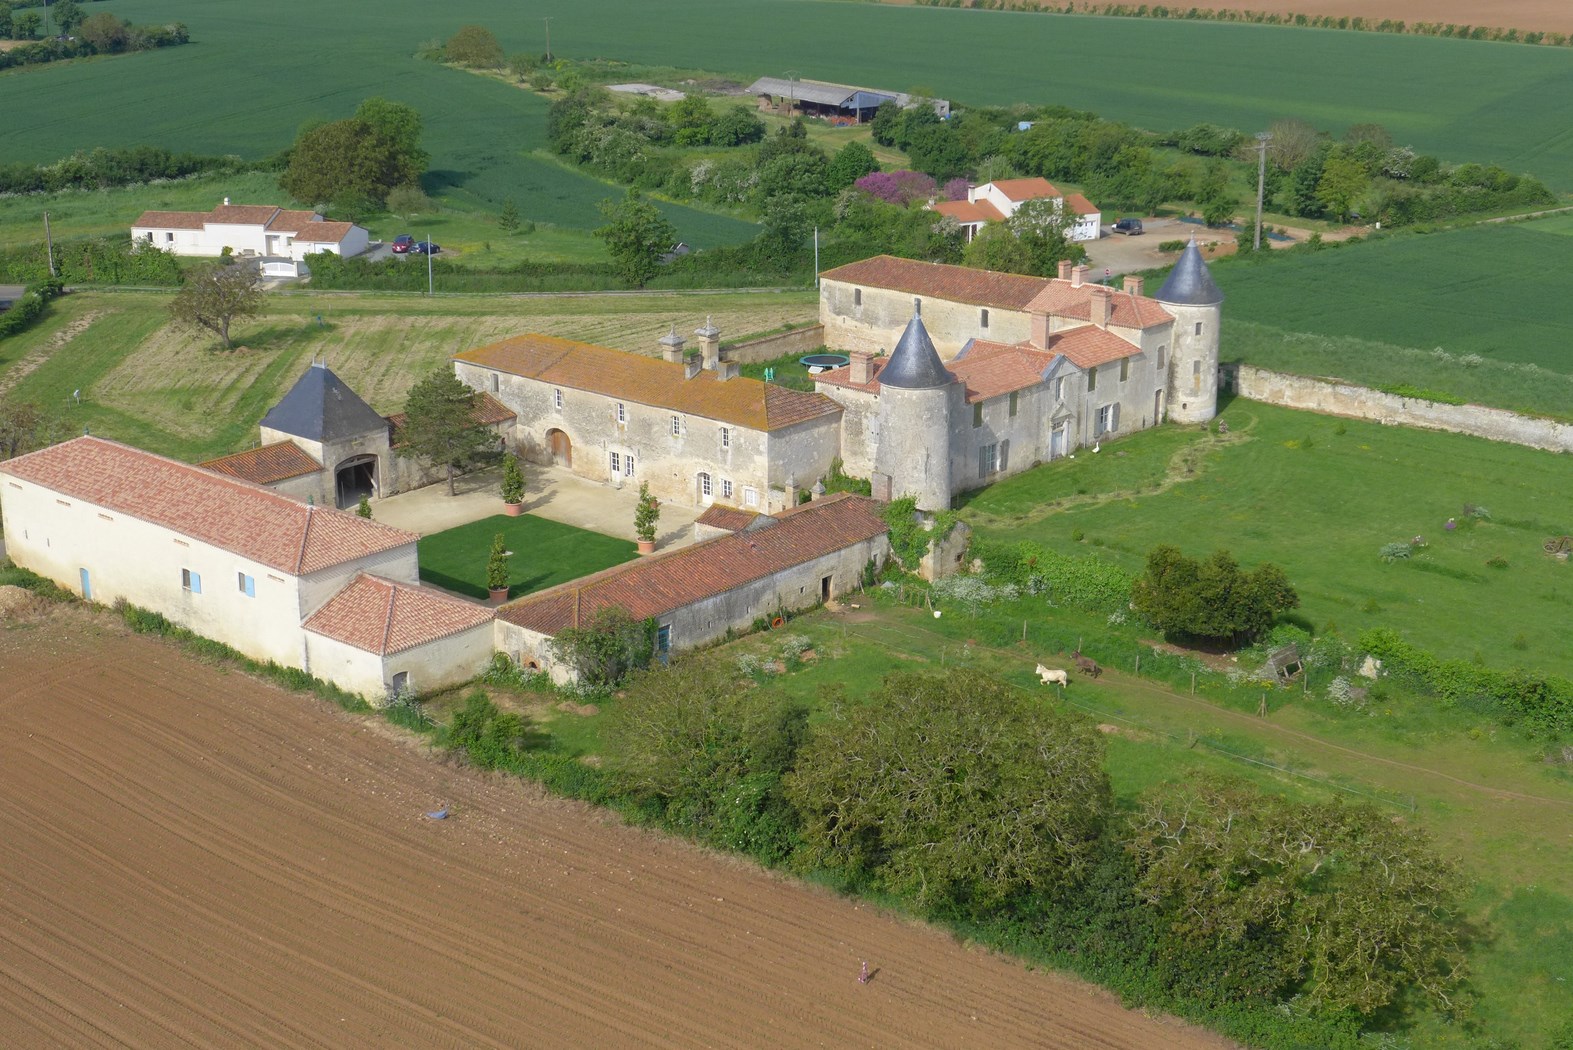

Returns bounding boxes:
[0,611,1234,1049]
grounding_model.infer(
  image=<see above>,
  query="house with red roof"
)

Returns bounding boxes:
[930,178,1102,243]
[131,198,369,276]
[0,437,494,702]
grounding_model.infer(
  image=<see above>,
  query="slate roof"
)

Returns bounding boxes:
[303,575,493,656]
[820,256,1050,311]
[1155,240,1225,307]
[0,437,416,576]
[293,221,357,243]
[261,363,389,443]
[385,392,516,445]
[132,210,208,230]
[499,494,888,635]
[930,200,1006,225]
[1025,280,1174,329]
[878,305,953,390]
[454,334,841,433]
[200,441,322,485]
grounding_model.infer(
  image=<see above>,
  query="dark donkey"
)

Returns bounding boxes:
[1071,649,1102,678]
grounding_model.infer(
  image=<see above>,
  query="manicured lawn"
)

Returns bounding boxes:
[417,514,636,600]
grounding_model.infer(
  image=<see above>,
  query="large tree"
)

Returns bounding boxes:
[593,190,676,289]
[1127,775,1467,1015]
[548,605,654,688]
[786,670,1111,912]
[1131,545,1298,646]
[0,400,63,461]
[396,367,495,495]
[77,11,128,52]
[1316,148,1371,222]
[444,24,503,68]
[168,262,262,350]
[279,98,426,213]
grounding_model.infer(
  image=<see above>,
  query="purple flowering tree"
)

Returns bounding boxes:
[853,169,939,206]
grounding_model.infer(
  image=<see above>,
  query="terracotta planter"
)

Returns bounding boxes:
[488,586,510,605]
[504,501,524,517]
[637,539,656,555]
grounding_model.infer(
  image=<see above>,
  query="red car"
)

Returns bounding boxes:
[391,235,414,254]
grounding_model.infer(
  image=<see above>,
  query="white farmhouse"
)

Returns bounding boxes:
[131,199,369,275]
[931,178,1102,243]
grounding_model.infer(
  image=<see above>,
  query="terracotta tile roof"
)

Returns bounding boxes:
[1063,192,1099,216]
[454,334,841,433]
[1026,279,1174,329]
[386,392,517,445]
[0,436,416,576]
[930,200,1005,225]
[207,204,283,226]
[819,256,1051,311]
[949,341,1059,402]
[694,504,766,532]
[500,494,887,635]
[293,220,357,243]
[133,210,207,230]
[200,440,322,485]
[988,177,1060,201]
[265,210,320,232]
[815,357,889,395]
[1044,326,1142,369]
[303,574,493,656]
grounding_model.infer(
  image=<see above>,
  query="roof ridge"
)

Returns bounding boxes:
[295,505,315,574]
[381,579,397,656]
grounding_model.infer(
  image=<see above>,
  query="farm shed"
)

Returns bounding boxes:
[495,493,890,683]
[746,77,948,121]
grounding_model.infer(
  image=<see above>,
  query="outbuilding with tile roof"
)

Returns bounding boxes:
[131,198,368,272]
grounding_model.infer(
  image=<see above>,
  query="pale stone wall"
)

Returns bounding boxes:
[723,325,826,364]
[819,280,1032,360]
[1161,302,1221,424]
[1231,366,1573,453]
[820,385,880,477]
[305,621,494,704]
[768,414,841,491]
[297,545,419,620]
[0,477,307,668]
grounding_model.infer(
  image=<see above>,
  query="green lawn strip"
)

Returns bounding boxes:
[417,514,636,600]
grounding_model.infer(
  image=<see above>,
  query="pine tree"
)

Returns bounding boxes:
[396,367,495,496]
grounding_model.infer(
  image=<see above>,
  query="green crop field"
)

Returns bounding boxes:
[4,0,1573,224]
[418,514,636,600]
[960,399,1573,682]
[1217,217,1573,373]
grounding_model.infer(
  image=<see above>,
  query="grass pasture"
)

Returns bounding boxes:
[417,514,635,600]
[961,399,1573,681]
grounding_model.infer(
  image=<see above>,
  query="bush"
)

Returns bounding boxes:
[974,538,1134,613]
[447,690,534,768]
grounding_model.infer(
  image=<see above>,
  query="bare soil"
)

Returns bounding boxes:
[0,608,1235,1050]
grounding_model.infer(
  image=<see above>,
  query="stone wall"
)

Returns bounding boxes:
[722,324,826,364]
[1229,365,1573,453]
[820,279,1032,359]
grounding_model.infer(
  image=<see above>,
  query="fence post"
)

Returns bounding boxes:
[1191,671,1196,695]
[1022,619,1028,641]
[1135,653,1141,677]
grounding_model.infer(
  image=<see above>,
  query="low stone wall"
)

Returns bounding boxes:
[1229,364,1573,454]
[722,324,825,365]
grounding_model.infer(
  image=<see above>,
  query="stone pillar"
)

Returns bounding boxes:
[1123,275,1145,296]
[1089,285,1111,328]
[1057,258,1073,281]
[659,324,685,364]
[849,350,874,385]
[696,316,720,370]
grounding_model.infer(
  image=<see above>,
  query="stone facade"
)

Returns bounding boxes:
[820,277,1035,359]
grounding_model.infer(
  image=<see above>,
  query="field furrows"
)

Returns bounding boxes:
[0,618,1232,1048]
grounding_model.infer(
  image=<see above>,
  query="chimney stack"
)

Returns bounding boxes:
[696,315,721,370]
[716,360,740,382]
[1071,264,1088,287]
[684,357,703,380]
[1057,259,1073,281]
[849,350,874,385]
[659,323,686,364]
[1123,275,1145,297]
[1089,285,1111,328]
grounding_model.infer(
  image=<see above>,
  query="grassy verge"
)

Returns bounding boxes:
[417,514,637,600]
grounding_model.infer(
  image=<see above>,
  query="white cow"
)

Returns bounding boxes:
[1035,663,1069,687]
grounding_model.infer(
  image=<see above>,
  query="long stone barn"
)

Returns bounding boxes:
[495,493,892,682]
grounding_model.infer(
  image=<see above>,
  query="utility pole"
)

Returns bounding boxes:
[427,233,434,296]
[1253,131,1271,252]
[784,70,798,117]
[543,17,553,62]
[44,212,56,278]
[813,226,819,289]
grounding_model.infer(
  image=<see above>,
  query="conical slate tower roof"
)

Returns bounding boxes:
[1155,240,1224,307]
[260,362,387,442]
[879,300,952,389]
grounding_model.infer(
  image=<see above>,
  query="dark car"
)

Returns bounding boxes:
[1112,218,1144,236]
[391,235,414,254]
[411,241,442,255]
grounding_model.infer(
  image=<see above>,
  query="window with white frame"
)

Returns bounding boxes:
[722,479,733,500]
[720,426,730,449]
[699,472,713,498]
[616,402,627,424]
[978,442,999,479]
[609,451,621,475]
[624,454,635,477]
[554,388,563,410]
[181,568,202,594]
[1055,377,1065,401]
[743,486,758,507]
[238,573,255,598]
[671,415,682,436]
[1096,403,1119,435]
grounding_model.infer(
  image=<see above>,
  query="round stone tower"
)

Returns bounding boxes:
[1155,240,1224,424]
[874,300,956,511]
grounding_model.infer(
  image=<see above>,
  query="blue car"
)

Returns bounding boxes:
[411,241,442,255]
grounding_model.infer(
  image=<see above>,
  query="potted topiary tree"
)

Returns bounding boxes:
[501,454,526,516]
[634,482,660,555]
[486,532,511,604]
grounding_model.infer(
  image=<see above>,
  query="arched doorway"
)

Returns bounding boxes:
[334,454,377,509]
[546,428,572,468]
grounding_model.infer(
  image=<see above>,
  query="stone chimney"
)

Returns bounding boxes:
[1123,275,1145,297]
[1089,284,1111,329]
[1031,310,1050,349]
[716,360,740,382]
[684,357,703,380]
[1057,259,1073,281]
[849,349,874,385]
[1070,264,1088,288]
[696,315,721,371]
[659,323,685,364]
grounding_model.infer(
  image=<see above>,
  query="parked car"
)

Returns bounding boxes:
[391,235,414,254]
[1112,218,1144,236]
[411,241,442,255]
